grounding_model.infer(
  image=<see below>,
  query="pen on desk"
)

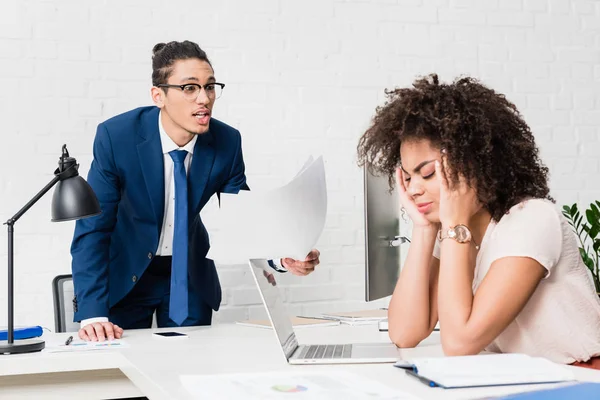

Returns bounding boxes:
[405,369,438,388]
[65,335,73,346]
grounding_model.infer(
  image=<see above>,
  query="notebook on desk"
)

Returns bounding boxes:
[394,353,575,389]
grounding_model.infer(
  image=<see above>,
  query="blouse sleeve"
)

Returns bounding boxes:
[487,199,563,276]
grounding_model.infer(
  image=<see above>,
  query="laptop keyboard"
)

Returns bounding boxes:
[296,344,352,359]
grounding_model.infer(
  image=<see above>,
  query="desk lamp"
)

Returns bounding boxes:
[0,145,101,354]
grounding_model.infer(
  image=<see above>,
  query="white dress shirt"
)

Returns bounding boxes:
[81,112,196,329]
[155,116,197,256]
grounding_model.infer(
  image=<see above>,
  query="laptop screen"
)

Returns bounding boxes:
[248,259,298,360]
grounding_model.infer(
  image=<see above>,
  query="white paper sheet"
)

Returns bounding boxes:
[44,339,129,353]
[180,370,421,400]
[207,156,327,264]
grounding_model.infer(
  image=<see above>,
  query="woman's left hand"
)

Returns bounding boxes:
[435,157,482,229]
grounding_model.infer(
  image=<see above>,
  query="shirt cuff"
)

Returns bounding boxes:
[268,259,288,273]
[80,317,109,329]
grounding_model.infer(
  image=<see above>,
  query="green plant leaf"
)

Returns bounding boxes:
[586,209,598,227]
[580,222,589,237]
[591,203,600,220]
[589,225,600,240]
[571,203,578,215]
[580,248,595,273]
[594,239,600,253]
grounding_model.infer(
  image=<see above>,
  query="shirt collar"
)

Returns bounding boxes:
[158,111,197,155]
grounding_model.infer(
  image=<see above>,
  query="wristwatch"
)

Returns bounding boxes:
[438,224,472,244]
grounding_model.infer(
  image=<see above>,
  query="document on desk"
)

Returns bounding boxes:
[394,353,575,389]
[180,370,421,400]
[44,339,130,353]
[207,156,327,264]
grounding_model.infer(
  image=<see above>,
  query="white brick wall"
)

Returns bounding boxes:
[1,0,599,331]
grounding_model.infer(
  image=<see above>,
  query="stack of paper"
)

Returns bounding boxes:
[321,309,388,325]
[207,156,327,264]
[236,317,340,329]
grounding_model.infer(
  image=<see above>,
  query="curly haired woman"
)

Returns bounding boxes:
[357,74,600,369]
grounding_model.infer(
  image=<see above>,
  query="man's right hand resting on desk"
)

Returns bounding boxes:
[79,319,124,341]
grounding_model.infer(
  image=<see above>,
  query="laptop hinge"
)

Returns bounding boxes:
[283,333,300,360]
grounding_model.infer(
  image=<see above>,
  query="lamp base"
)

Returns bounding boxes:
[0,339,45,355]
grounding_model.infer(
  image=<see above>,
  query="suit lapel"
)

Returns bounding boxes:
[189,129,215,215]
[136,108,165,227]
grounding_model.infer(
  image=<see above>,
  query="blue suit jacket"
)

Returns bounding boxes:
[70,106,249,322]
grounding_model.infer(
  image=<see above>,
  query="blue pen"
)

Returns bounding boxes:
[405,369,439,388]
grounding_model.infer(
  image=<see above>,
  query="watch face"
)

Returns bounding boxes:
[453,225,472,243]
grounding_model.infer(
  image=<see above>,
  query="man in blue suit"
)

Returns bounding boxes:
[71,41,320,341]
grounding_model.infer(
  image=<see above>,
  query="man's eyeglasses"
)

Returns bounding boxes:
[157,83,225,100]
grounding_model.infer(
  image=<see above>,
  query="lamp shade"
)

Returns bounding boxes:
[51,176,101,222]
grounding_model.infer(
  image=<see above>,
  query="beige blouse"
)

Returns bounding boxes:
[434,198,600,364]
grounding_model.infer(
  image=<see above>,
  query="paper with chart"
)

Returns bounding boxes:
[207,156,327,264]
[180,370,421,400]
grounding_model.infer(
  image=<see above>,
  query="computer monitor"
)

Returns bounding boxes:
[363,167,406,302]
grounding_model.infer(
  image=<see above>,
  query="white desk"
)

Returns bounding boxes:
[1,323,599,400]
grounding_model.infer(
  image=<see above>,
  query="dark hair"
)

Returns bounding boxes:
[151,40,212,87]
[357,74,553,222]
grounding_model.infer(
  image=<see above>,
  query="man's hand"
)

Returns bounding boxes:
[281,249,320,276]
[79,322,124,342]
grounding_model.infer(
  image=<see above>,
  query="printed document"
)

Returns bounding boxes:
[207,156,327,264]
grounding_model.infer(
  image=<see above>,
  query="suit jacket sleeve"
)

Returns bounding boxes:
[70,123,121,321]
[220,130,250,193]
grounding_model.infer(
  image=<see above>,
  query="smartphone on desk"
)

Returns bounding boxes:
[153,331,188,339]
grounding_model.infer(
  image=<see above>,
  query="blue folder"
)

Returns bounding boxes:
[490,382,600,399]
[0,326,43,340]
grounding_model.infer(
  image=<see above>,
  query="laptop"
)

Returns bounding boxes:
[248,259,400,365]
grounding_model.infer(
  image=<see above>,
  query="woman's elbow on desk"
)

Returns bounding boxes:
[440,333,486,356]
[388,326,429,349]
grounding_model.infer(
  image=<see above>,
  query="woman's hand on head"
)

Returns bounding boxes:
[396,168,433,228]
[435,158,481,228]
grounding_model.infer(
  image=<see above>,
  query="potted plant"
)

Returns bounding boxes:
[562,202,600,295]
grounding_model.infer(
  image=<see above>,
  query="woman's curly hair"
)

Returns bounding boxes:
[357,74,552,222]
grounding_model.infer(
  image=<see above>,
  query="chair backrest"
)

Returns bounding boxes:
[52,274,79,333]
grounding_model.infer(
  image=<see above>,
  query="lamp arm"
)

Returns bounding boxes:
[4,175,61,226]
[3,174,60,345]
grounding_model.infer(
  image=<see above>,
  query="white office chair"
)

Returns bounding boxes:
[52,274,79,333]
